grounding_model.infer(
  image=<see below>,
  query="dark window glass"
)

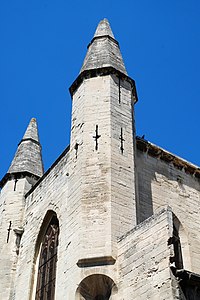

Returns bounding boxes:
[35,216,59,300]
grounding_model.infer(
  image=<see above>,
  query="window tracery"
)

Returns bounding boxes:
[35,216,59,300]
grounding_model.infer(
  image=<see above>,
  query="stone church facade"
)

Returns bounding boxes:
[0,19,200,299]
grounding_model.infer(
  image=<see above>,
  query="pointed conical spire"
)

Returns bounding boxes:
[80,18,127,75]
[22,117,39,142]
[8,118,44,178]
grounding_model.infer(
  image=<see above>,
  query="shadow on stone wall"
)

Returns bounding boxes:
[135,145,200,224]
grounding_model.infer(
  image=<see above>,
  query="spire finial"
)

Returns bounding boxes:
[8,118,44,178]
[22,117,39,142]
[94,18,115,39]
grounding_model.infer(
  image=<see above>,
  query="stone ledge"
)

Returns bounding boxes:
[118,206,171,242]
[69,66,138,103]
[18,138,41,147]
[77,256,116,268]
[87,34,119,49]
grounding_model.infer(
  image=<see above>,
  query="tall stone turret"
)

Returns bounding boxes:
[67,19,138,297]
[0,118,43,299]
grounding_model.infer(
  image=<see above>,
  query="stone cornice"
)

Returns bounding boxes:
[136,137,200,179]
[0,172,40,189]
[69,66,138,103]
[18,138,41,147]
[87,34,119,49]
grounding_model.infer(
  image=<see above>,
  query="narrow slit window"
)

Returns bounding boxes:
[118,77,121,104]
[93,125,101,151]
[120,128,124,154]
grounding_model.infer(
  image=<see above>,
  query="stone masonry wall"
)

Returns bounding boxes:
[118,208,177,300]
[0,177,32,300]
[110,75,136,241]
[13,150,70,300]
[136,149,200,274]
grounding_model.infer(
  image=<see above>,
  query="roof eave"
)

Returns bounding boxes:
[69,66,138,103]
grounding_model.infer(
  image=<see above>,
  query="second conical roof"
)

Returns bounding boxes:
[8,118,44,178]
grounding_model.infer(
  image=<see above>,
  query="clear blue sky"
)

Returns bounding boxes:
[1,0,200,179]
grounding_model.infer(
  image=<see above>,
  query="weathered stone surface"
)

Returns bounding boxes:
[81,19,127,75]
[118,208,176,299]
[136,145,200,274]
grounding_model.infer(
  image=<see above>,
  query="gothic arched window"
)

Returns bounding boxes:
[35,215,59,300]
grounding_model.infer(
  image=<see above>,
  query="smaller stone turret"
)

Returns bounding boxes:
[0,118,44,299]
[0,118,44,188]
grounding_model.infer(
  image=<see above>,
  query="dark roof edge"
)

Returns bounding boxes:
[0,172,40,189]
[136,137,200,179]
[87,35,119,49]
[171,267,200,286]
[69,66,138,103]
[25,145,70,198]
[18,138,41,147]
